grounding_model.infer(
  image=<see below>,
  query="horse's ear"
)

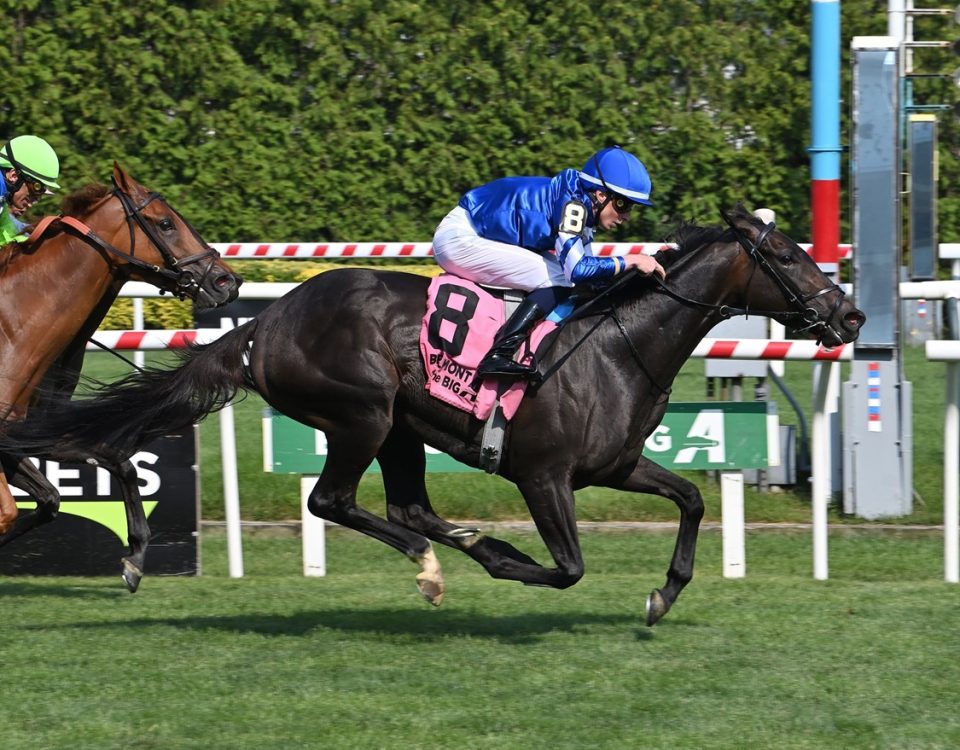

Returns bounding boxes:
[721,203,766,242]
[112,162,129,190]
[112,162,146,198]
[721,202,758,228]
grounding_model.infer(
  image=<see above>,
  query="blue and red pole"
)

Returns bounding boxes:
[810,0,841,277]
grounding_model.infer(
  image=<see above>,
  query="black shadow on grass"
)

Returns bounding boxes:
[0,580,124,599]
[27,608,651,644]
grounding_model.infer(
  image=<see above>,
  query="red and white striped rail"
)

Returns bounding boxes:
[86,329,223,351]
[87,330,852,359]
[691,339,850,361]
[209,241,850,260]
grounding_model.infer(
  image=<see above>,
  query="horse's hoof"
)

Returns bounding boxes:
[121,559,143,594]
[645,589,670,627]
[415,572,444,606]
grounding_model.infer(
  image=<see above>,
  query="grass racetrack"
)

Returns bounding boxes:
[7,528,960,749]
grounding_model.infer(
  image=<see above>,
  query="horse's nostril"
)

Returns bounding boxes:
[845,311,865,329]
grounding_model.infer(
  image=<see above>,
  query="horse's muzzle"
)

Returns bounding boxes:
[821,305,866,347]
[193,270,242,309]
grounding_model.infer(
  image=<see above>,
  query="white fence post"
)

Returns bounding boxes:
[811,361,836,580]
[721,472,746,578]
[219,401,244,578]
[300,476,326,576]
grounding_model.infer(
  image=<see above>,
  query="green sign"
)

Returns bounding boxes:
[263,402,776,474]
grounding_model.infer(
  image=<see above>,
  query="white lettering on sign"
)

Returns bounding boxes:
[645,426,672,452]
[47,460,83,497]
[9,451,163,497]
[131,452,162,496]
[674,410,725,464]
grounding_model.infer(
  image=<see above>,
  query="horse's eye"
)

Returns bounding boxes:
[777,251,795,266]
[157,218,175,232]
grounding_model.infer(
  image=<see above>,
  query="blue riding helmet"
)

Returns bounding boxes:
[579,146,653,206]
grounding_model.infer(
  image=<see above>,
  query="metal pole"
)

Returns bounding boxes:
[810,0,842,278]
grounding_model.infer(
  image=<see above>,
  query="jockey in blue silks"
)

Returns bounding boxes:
[432,145,666,379]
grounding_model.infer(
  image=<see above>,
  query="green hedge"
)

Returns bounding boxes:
[6,1,955,253]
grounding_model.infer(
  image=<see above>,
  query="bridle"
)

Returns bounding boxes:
[652,218,850,345]
[29,176,223,301]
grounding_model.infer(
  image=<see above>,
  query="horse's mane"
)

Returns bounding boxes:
[601,204,757,306]
[661,222,727,269]
[60,183,111,218]
[656,204,760,271]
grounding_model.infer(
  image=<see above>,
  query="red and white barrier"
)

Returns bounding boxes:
[87,330,853,360]
[208,241,851,260]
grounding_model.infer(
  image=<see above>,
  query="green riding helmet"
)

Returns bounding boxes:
[0,135,61,191]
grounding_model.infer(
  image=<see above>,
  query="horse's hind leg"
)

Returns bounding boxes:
[0,454,60,545]
[306,425,443,605]
[378,425,482,544]
[609,456,704,626]
[377,427,583,588]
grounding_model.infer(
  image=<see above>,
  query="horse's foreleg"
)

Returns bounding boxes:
[609,456,704,626]
[102,458,150,593]
[0,455,60,545]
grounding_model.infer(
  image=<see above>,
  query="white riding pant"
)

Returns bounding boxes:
[432,206,571,292]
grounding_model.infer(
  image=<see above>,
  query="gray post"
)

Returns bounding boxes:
[843,37,913,519]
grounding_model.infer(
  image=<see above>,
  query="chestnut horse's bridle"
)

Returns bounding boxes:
[29,176,223,301]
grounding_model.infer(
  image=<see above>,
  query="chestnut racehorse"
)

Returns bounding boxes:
[0,163,241,591]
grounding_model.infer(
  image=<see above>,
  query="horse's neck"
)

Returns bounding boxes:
[625,243,744,383]
[0,235,121,407]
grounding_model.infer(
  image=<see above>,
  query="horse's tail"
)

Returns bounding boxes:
[4,320,259,462]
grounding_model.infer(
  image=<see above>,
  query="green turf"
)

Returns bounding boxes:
[5,529,959,749]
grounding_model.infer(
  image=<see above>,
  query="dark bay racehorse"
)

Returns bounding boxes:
[1,206,862,624]
[0,163,241,591]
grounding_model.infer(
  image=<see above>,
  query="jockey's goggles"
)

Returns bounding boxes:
[8,172,46,198]
[20,175,47,198]
[609,194,634,215]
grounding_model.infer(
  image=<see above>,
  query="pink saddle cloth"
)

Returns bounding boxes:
[419,275,557,421]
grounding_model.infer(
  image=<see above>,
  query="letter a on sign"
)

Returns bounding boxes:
[674,410,726,465]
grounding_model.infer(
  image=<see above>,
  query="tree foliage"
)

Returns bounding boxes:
[0,0,954,251]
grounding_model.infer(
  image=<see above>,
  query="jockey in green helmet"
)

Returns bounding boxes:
[0,135,61,243]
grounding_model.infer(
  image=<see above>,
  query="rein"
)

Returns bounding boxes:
[534,269,674,395]
[537,217,849,393]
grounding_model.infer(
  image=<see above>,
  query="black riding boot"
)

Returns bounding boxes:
[476,297,547,378]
